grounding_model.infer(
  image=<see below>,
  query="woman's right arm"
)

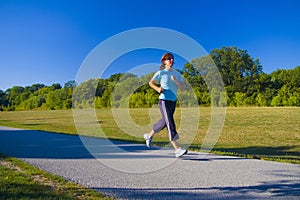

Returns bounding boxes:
[149,78,163,93]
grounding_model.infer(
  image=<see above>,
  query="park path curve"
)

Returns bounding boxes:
[0,126,299,199]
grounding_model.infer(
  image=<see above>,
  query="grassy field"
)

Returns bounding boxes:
[0,153,112,200]
[0,107,299,164]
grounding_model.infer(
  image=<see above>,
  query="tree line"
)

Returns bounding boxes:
[0,46,299,111]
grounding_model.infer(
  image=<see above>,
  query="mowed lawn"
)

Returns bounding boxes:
[0,107,299,163]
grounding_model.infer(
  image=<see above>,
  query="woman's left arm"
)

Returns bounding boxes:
[171,75,183,90]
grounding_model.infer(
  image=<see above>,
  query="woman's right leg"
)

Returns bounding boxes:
[152,100,167,135]
[144,100,166,148]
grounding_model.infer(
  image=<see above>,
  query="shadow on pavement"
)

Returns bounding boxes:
[95,180,300,200]
[0,127,180,159]
[0,128,94,159]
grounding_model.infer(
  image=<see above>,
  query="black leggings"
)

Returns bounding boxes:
[153,99,179,141]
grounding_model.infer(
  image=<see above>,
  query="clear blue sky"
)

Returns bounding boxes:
[0,0,299,91]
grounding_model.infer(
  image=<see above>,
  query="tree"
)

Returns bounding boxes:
[210,46,263,96]
[112,75,141,108]
[129,92,146,108]
[50,83,62,90]
[182,62,205,89]
[18,95,45,110]
[64,80,76,89]
[28,84,45,92]
[1,48,299,110]
[73,79,99,107]
[255,93,267,106]
[0,90,7,110]
[5,86,25,109]
[233,92,247,106]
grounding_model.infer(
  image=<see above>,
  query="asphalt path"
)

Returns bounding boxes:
[0,126,299,199]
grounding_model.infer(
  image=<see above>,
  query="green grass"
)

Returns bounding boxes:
[0,107,299,164]
[0,153,112,200]
[0,107,299,198]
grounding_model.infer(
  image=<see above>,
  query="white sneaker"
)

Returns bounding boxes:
[144,134,152,148]
[175,147,188,158]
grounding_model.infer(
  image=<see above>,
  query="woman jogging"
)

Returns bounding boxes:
[144,52,188,157]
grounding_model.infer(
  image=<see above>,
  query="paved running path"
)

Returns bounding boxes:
[0,126,299,199]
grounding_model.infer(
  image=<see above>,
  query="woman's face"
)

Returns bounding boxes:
[163,58,174,68]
